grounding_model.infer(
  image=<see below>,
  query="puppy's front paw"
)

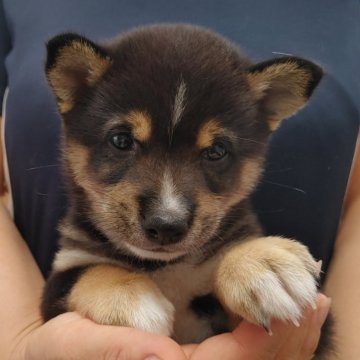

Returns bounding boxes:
[215,237,320,331]
[67,264,174,336]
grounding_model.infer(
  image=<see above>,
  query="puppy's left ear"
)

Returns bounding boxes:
[46,33,113,113]
[247,57,323,130]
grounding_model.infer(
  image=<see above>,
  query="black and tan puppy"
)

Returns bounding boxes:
[42,24,327,351]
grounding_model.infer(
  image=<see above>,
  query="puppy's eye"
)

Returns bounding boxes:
[110,133,134,150]
[202,142,228,161]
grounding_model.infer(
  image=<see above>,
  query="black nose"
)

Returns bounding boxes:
[143,216,188,245]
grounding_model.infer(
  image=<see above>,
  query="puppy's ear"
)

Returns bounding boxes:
[247,57,323,130]
[46,33,113,113]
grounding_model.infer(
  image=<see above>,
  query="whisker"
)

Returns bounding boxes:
[262,180,307,195]
[272,51,294,56]
[26,164,59,171]
[236,137,267,146]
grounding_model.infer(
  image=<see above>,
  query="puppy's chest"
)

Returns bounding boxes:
[149,258,229,343]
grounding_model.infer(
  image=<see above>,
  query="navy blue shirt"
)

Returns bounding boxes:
[1,0,359,278]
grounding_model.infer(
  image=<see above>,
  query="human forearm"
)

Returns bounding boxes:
[323,135,360,359]
[324,197,360,359]
[0,115,7,195]
[0,202,45,358]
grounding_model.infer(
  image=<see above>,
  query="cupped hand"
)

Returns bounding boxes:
[12,294,329,360]
[12,312,186,360]
[182,293,330,360]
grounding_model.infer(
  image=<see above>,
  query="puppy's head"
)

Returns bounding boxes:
[46,25,322,261]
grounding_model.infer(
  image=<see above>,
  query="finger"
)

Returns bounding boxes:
[189,319,293,360]
[181,344,198,358]
[300,294,331,359]
[230,319,295,359]
[275,302,315,359]
[188,332,246,360]
[26,312,186,360]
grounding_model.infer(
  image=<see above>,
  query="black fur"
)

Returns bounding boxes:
[315,314,337,359]
[41,266,88,321]
[190,293,229,335]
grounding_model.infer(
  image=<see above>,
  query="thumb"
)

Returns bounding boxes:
[25,312,186,360]
[231,320,288,358]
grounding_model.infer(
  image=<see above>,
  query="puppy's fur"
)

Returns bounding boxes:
[41,24,332,357]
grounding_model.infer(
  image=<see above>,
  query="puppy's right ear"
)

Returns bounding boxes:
[46,33,113,113]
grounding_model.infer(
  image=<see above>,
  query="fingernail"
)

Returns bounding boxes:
[317,296,331,326]
[144,356,161,360]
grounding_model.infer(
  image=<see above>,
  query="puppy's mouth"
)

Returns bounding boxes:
[122,242,188,261]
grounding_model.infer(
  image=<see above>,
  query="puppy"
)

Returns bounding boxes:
[42,24,330,356]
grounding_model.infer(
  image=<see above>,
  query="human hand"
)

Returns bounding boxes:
[11,312,186,360]
[182,293,331,360]
[12,294,329,360]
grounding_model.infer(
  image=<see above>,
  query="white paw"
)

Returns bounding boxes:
[67,265,175,336]
[215,237,320,331]
[129,291,175,336]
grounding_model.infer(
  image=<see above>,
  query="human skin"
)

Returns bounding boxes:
[1,116,354,359]
[323,135,360,360]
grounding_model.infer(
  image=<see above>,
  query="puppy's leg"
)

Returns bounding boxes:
[44,264,175,335]
[214,236,320,331]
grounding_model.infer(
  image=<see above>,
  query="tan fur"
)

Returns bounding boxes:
[68,264,174,333]
[195,190,227,231]
[188,160,262,250]
[64,142,141,247]
[65,140,96,189]
[196,119,236,149]
[47,41,112,113]
[247,62,310,129]
[214,236,319,327]
[195,158,262,215]
[83,180,146,253]
[126,110,152,142]
[236,158,263,203]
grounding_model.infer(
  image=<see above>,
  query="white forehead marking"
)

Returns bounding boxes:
[172,79,186,127]
[169,79,187,142]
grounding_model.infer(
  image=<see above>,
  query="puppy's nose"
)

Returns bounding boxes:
[143,216,188,245]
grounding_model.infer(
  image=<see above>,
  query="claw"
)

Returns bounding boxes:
[292,318,300,327]
[315,260,323,278]
[262,319,273,336]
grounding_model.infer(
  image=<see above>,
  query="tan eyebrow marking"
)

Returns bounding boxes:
[125,110,152,142]
[196,119,236,149]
